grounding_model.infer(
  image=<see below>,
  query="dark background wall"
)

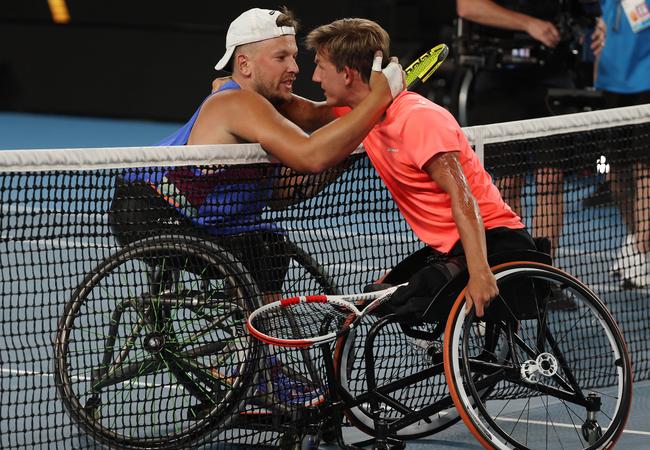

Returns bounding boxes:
[0,1,456,122]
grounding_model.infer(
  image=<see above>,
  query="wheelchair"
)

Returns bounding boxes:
[54,233,633,450]
[326,249,632,450]
[53,233,338,450]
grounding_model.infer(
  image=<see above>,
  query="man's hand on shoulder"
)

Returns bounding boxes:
[212,76,232,93]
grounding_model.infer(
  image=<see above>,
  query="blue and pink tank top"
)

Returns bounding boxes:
[122,80,279,235]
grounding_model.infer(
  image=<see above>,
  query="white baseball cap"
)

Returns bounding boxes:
[215,8,296,71]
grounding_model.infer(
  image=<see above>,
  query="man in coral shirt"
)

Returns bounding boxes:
[302,18,537,317]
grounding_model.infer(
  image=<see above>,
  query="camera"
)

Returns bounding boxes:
[456,0,602,70]
[556,0,602,63]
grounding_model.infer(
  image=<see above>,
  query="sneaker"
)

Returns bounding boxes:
[620,248,650,289]
[254,355,326,408]
[612,234,636,278]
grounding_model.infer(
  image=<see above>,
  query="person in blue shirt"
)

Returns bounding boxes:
[108,7,403,298]
[596,0,650,288]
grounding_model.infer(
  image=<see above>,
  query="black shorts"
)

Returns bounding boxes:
[383,227,536,285]
[377,227,537,318]
[108,178,290,293]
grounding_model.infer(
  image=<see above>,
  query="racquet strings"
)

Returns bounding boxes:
[251,300,357,343]
[405,44,449,89]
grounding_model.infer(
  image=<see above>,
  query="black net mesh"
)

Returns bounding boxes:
[0,107,649,448]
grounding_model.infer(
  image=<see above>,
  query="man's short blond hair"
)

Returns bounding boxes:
[305,18,390,83]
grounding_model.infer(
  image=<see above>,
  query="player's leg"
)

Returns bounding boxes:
[533,167,563,258]
[219,233,329,414]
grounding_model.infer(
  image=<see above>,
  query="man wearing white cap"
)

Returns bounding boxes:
[111,8,403,300]
[190,7,403,170]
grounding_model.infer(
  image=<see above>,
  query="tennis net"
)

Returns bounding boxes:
[0,103,649,448]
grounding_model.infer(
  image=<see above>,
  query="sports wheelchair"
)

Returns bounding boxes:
[54,234,632,450]
[54,233,337,449]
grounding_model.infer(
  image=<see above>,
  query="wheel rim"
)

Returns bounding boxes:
[446,264,632,450]
[338,316,461,438]
[55,238,260,448]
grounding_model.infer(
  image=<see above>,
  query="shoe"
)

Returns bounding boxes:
[191,355,325,419]
[253,355,326,408]
[582,181,613,208]
[547,285,577,311]
[268,362,326,408]
[620,248,650,289]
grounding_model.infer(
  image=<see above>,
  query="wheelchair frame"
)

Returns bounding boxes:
[53,235,633,450]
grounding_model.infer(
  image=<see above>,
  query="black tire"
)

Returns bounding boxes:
[54,235,263,450]
[335,317,464,440]
[444,261,633,450]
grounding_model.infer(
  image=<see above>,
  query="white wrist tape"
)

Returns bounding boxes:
[372,55,383,72]
[382,62,404,99]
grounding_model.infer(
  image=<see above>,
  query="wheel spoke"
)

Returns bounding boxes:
[450,265,631,450]
[55,236,262,447]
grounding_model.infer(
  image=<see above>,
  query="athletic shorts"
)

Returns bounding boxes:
[377,227,538,318]
[108,178,290,293]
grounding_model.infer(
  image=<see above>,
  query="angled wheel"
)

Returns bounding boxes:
[54,235,263,450]
[444,261,633,450]
[335,316,463,440]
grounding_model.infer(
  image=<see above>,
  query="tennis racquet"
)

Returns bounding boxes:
[246,284,405,348]
[405,43,449,90]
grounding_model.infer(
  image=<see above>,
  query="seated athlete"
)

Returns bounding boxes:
[290,18,536,317]
[109,7,404,302]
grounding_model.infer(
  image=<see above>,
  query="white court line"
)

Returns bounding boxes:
[0,236,113,250]
[496,417,650,436]
[0,366,181,392]
[1,204,105,222]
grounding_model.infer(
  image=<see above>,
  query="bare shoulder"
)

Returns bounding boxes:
[202,89,271,117]
[190,90,277,145]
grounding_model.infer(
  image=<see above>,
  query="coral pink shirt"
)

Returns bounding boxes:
[335,92,523,253]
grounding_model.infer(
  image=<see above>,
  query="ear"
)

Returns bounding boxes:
[342,66,358,87]
[235,53,252,77]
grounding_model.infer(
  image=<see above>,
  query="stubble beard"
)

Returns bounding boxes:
[254,80,289,107]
